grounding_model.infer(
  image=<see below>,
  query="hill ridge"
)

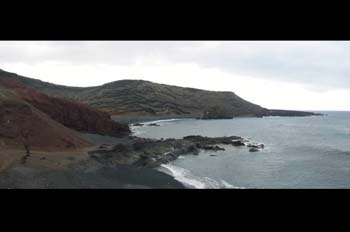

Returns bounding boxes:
[0,68,318,119]
[0,71,131,150]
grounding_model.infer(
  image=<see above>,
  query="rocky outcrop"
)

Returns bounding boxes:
[199,105,268,119]
[268,109,324,117]
[247,143,264,149]
[147,123,160,127]
[132,123,144,127]
[200,108,323,119]
[202,145,225,151]
[183,135,246,146]
[88,135,261,168]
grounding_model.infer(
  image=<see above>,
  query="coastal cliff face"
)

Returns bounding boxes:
[0,70,270,118]
[0,88,91,150]
[0,71,131,150]
[13,88,131,137]
[267,109,321,117]
[0,69,320,119]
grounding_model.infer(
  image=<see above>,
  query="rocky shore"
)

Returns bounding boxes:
[112,109,324,125]
[88,135,264,169]
[0,128,265,189]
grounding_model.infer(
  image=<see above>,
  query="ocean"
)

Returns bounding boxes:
[131,112,350,189]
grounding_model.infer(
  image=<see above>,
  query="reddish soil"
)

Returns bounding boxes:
[0,97,91,151]
[0,75,130,151]
[15,87,130,137]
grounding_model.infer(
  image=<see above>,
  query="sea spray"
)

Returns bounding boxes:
[158,164,244,189]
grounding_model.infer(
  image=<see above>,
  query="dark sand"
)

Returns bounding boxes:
[0,133,186,189]
[0,164,185,189]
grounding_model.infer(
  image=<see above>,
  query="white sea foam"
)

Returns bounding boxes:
[220,180,245,189]
[159,164,206,188]
[143,118,182,125]
[130,127,145,136]
[263,116,282,118]
[159,164,245,189]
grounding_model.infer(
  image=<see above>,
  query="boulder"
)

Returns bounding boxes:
[133,123,144,127]
[247,143,264,149]
[232,140,245,146]
[202,145,225,151]
[214,145,225,151]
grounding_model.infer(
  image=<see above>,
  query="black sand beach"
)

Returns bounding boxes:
[0,133,186,189]
[0,164,185,189]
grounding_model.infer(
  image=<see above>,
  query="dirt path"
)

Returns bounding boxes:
[0,149,22,172]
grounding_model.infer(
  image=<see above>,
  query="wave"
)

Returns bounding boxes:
[263,116,282,118]
[143,118,184,125]
[130,127,145,136]
[158,164,245,189]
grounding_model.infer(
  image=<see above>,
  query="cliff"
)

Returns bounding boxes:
[0,71,131,150]
[0,88,91,150]
[0,69,320,119]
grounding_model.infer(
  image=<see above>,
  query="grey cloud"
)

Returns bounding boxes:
[170,41,350,90]
[1,41,350,90]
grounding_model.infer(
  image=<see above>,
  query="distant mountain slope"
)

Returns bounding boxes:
[268,109,322,117]
[0,70,269,118]
[0,69,319,119]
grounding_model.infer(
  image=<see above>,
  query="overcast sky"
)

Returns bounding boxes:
[1,41,349,111]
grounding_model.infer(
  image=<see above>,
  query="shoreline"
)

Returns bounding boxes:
[0,133,187,189]
[0,121,260,189]
[0,162,186,189]
[112,113,326,125]
[112,115,195,124]
[85,134,260,189]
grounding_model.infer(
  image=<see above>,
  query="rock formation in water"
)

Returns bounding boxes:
[88,135,252,168]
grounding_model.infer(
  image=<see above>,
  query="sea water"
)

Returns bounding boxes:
[131,112,350,188]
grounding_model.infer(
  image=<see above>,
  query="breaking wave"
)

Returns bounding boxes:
[158,164,245,189]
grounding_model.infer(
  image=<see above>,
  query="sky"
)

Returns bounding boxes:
[0,41,349,111]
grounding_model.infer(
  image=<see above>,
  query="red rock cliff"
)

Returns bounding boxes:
[0,76,131,138]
